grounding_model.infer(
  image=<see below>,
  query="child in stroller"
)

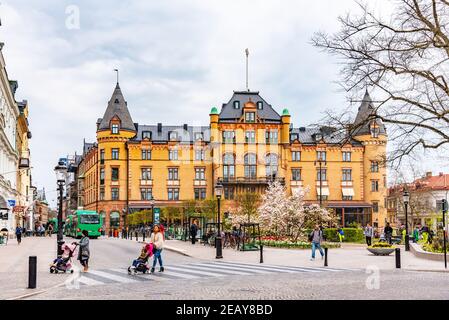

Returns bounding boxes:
[128,243,154,275]
[50,242,78,274]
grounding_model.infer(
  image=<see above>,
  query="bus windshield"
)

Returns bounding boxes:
[79,215,100,224]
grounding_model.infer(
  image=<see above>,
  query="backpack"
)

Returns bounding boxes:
[308,231,314,242]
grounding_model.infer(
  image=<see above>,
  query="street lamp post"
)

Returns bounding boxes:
[215,182,223,259]
[150,196,155,226]
[403,191,410,252]
[441,199,448,269]
[54,161,67,256]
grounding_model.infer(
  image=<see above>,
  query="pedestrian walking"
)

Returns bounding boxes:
[309,225,324,261]
[77,230,90,272]
[190,220,198,245]
[337,227,345,243]
[15,225,22,245]
[421,225,430,244]
[413,226,420,243]
[48,223,54,237]
[364,224,374,246]
[384,223,393,245]
[150,225,164,273]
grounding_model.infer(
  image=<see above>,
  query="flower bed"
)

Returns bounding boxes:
[261,240,341,249]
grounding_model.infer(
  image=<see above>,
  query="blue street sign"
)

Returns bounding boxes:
[154,208,160,224]
[7,200,15,208]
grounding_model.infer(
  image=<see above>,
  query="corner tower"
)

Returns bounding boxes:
[353,90,388,229]
[96,82,136,234]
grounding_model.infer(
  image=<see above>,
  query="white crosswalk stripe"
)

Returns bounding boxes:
[76,262,356,288]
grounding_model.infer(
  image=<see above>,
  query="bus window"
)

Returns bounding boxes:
[80,215,100,224]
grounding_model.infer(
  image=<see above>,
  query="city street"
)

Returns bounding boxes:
[2,236,449,300]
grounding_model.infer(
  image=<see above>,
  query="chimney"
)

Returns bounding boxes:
[440,172,444,177]
[157,123,162,133]
[426,172,433,178]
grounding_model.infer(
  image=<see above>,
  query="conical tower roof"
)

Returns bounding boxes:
[352,90,386,136]
[98,83,136,132]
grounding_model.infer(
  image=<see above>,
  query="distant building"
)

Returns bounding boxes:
[387,172,449,228]
[33,188,49,227]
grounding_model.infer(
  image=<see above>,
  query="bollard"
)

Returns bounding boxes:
[260,244,264,264]
[395,248,401,269]
[28,256,37,289]
[324,248,328,267]
[136,232,138,242]
[130,232,132,240]
[143,232,146,242]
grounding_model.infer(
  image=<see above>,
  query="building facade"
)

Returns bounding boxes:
[0,43,20,232]
[15,100,32,229]
[79,82,388,234]
[387,172,449,229]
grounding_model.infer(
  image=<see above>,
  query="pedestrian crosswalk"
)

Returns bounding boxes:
[73,262,358,288]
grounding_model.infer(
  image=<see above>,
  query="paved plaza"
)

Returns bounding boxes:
[1,236,449,300]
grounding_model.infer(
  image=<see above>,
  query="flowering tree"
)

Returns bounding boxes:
[258,182,336,241]
[258,181,290,239]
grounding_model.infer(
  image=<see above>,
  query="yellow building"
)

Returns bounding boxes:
[81,82,387,234]
[15,100,32,228]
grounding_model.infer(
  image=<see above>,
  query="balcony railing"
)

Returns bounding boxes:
[218,177,286,185]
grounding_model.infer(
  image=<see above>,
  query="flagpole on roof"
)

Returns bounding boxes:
[114,68,119,84]
[245,48,249,92]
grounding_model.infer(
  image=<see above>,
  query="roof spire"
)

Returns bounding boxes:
[245,48,250,92]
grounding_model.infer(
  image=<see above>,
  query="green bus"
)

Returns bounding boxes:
[64,210,102,239]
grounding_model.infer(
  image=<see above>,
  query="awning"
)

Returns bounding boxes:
[316,187,330,196]
[342,188,355,197]
[327,202,373,209]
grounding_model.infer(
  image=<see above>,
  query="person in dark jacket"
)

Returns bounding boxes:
[15,225,22,245]
[190,220,198,245]
[384,223,393,244]
[76,230,90,272]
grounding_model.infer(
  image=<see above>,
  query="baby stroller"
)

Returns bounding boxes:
[50,243,78,274]
[128,243,153,275]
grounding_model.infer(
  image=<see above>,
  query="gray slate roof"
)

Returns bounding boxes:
[219,91,281,123]
[290,127,363,146]
[352,91,386,136]
[133,124,211,143]
[98,83,136,132]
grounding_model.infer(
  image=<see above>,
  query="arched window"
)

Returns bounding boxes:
[244,153,257,180]
[223,153,235,181]
[110,211,120,229]
[265,154,279,180]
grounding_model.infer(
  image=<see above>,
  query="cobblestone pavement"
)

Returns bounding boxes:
[26,268,449,300]
[0,236,194,299]
[4,237,449,300]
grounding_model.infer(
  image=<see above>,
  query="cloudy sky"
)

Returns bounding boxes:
[2,0,430,207]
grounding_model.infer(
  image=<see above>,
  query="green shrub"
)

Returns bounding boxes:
[322,228,364,243]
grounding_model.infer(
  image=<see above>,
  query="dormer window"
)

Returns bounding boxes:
[114,98,120,104]
[257,101,263,110]
[233,101,240,109]
[370,121,380,138]
[169,131,178,141]
[290,133,299,141]
[315,133,323,142]
[111,124,119,134]
[245,112,255,123]
[194,132,203,141]
[142,131,152,140]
